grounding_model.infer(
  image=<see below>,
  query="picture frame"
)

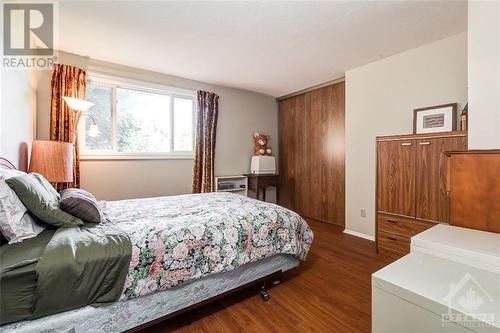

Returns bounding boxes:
[413,103,457,134]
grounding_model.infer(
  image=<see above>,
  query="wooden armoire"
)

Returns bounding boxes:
[278,81,345,226]
[376,131,467,255]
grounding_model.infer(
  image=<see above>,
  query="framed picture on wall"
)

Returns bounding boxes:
[413,103,457,134]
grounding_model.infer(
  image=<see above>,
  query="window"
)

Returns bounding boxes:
[80,75,195,159]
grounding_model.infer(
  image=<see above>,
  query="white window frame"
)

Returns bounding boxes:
[80,73,196,160]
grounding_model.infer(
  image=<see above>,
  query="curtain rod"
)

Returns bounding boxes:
[276,76,345,101]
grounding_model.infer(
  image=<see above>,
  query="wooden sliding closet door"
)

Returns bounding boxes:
[306,82,345,226]
[279,94,310,217]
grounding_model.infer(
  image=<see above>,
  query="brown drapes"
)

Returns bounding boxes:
[192,90,219,193]
[49,64,86,190]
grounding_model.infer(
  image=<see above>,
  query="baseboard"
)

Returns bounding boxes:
[343,229,375,242]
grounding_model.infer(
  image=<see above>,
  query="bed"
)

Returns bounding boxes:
[0,159,313,333]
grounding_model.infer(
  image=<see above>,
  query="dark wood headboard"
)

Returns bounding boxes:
[446,150,500,233]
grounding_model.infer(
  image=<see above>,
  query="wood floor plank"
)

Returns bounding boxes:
[144,219,400,333]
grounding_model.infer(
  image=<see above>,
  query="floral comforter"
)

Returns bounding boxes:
[100,192,313,301]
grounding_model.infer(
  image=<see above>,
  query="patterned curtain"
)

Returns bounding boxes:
[192,90,219,193]
[49,64,86,190]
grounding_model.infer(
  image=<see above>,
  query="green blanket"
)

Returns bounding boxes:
[0,222,131,325]
[0,229,55,324]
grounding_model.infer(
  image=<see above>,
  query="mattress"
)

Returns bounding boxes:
[2,254,298,333]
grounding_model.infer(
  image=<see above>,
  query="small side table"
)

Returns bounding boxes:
[244,174,279,203]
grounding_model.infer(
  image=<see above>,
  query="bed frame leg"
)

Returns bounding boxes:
[260,282,270,301]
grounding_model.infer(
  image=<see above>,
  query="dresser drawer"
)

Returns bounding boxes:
[377,231,410,254]
[378,214,434,238]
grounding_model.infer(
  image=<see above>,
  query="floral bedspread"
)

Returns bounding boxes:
[100,192,313,301]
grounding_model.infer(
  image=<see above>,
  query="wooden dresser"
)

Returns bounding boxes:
[376,131,467,255]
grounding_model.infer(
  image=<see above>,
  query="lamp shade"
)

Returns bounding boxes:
[62,96,94,112]
[29,140,74,183]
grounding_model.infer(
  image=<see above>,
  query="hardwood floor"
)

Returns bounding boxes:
[145,219,401,333]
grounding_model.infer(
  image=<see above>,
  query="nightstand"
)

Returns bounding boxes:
[244,174,279,202]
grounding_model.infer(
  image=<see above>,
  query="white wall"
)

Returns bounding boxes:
[1,70,40,170]
[468,0,500,149]
[36,51,278,200]
[345,33,467,237]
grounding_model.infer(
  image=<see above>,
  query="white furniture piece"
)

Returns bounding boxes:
[250,156,276,174]
[214,175,248,196]
[372,225,500,333]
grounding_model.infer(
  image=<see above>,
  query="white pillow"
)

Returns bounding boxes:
[0,167,27,179]
[0,171,46,244]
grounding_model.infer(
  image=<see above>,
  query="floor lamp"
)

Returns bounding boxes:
[62,96,99,142]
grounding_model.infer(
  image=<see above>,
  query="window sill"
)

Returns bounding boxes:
[80,154,194,161]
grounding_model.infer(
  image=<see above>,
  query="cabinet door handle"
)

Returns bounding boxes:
[401,142,412,146]
[387,219,397,224]
[419,142,431,145]
[387,236,397,241]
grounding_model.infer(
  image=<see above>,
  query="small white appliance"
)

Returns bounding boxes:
[250,156,276,174]
[372,225,500,332]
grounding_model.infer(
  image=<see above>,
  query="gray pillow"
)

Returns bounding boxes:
[60,188,103,223]
[6,173,83,228]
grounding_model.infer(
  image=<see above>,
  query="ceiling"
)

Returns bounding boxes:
[59,1,467,97]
